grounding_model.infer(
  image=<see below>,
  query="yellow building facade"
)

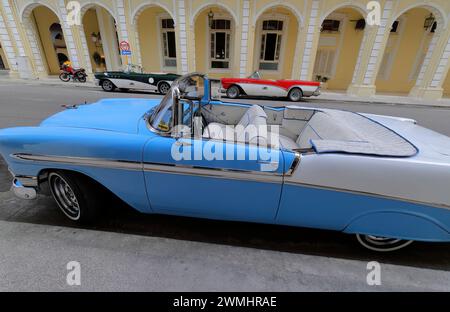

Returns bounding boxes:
[1,0,450,99]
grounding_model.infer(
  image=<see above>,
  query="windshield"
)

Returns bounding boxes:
[149,73,206,132]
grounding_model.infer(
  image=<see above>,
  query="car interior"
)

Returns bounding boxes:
[201,103,318,151]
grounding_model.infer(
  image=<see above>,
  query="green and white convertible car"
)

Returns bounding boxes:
[94,64,180,95]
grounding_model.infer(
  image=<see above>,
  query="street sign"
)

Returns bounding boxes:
[119,41,131,55]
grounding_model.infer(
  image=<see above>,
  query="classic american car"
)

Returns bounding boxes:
[94,64,180,95]
[1,73,450,252]
[221,71,321,101]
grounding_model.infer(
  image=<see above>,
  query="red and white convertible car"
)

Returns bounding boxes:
[221,71,321,101]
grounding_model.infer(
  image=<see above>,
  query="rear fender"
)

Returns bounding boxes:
[344,211,450,242]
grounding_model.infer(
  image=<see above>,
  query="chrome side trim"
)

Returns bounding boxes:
[143,163,282,183]
[11,153,449,209]
[286,152,301,176]
[11,153,283,183]
[284,180,450,211]
[12,154,142,171]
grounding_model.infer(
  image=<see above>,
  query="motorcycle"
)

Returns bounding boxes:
[59,64,87,83]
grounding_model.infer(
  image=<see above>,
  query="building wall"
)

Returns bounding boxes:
[137,7,166,73]
[1,0,450,99]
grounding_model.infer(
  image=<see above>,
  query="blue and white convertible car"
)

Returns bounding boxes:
[1,73,450,251]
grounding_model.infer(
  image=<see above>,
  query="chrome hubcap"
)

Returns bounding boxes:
[228,87,238,98]
[356,234,413,252]
[160,83,170,94]
[49,173,80,220]
[290,90,301,101]
[103,81,113,91]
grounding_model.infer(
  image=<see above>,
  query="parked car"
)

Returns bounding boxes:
[221,71,321,101]
[1,73,450,252]
[94,64,180,95]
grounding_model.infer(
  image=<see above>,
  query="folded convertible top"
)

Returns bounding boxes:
[308,109,418,157]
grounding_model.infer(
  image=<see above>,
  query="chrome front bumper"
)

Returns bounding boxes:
[11,176,38,200]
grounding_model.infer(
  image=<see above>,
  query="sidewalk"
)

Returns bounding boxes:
[1,75,450,108]
[0,76,98,89]
[319,90,450,108]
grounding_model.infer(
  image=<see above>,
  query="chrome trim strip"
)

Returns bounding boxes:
[143,163,282,183]
[12,154,142,171]
[11,153,449,210]
[284,181,450,211]
[11,153,283,183]
[286,152,301,176]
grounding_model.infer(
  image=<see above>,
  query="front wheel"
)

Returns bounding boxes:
[59,73,70,82]
[288,88,303,102]
[226,85,240,99]
[356,234,413,252]
[48,171,101,223]
[158,81,171,95]
[101,79,115,92]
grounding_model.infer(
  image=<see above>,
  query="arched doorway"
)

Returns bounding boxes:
[81,5,121,72]
[252,6,299,80]
[313,7,365,90]
[194,5,236,77]
[375,7,441,94]
[134,5,177,73]
[23,5,69,75]
[0,43,8,70]
[49,23,69,68]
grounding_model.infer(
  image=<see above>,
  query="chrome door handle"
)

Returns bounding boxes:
[262,87,268,90]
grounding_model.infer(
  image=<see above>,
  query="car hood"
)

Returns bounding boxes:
[40,98,160,134]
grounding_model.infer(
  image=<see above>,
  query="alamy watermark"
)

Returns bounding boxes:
[170,122,281,172]
[66,261,81,286]
[366,261,382,286]
[65,1,382,27]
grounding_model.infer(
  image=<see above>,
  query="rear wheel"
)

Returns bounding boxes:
[288,87,302,102]
[226,85,240,99]
[48,171,101,223]
[158,81,171,95]
[77,75,87,83]
[59,73,70,82]
[101,79,115,92]
[356,234,413,252]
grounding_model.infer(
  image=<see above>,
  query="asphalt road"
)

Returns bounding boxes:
[1,81,450,291]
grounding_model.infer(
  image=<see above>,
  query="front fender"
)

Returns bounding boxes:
[0,126,152,213]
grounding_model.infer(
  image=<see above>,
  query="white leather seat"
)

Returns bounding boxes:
[204,105,269,146]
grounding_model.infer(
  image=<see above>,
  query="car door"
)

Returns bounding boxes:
[240,78,285,97]
[125,72,156,91]
[143,126,285,223]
